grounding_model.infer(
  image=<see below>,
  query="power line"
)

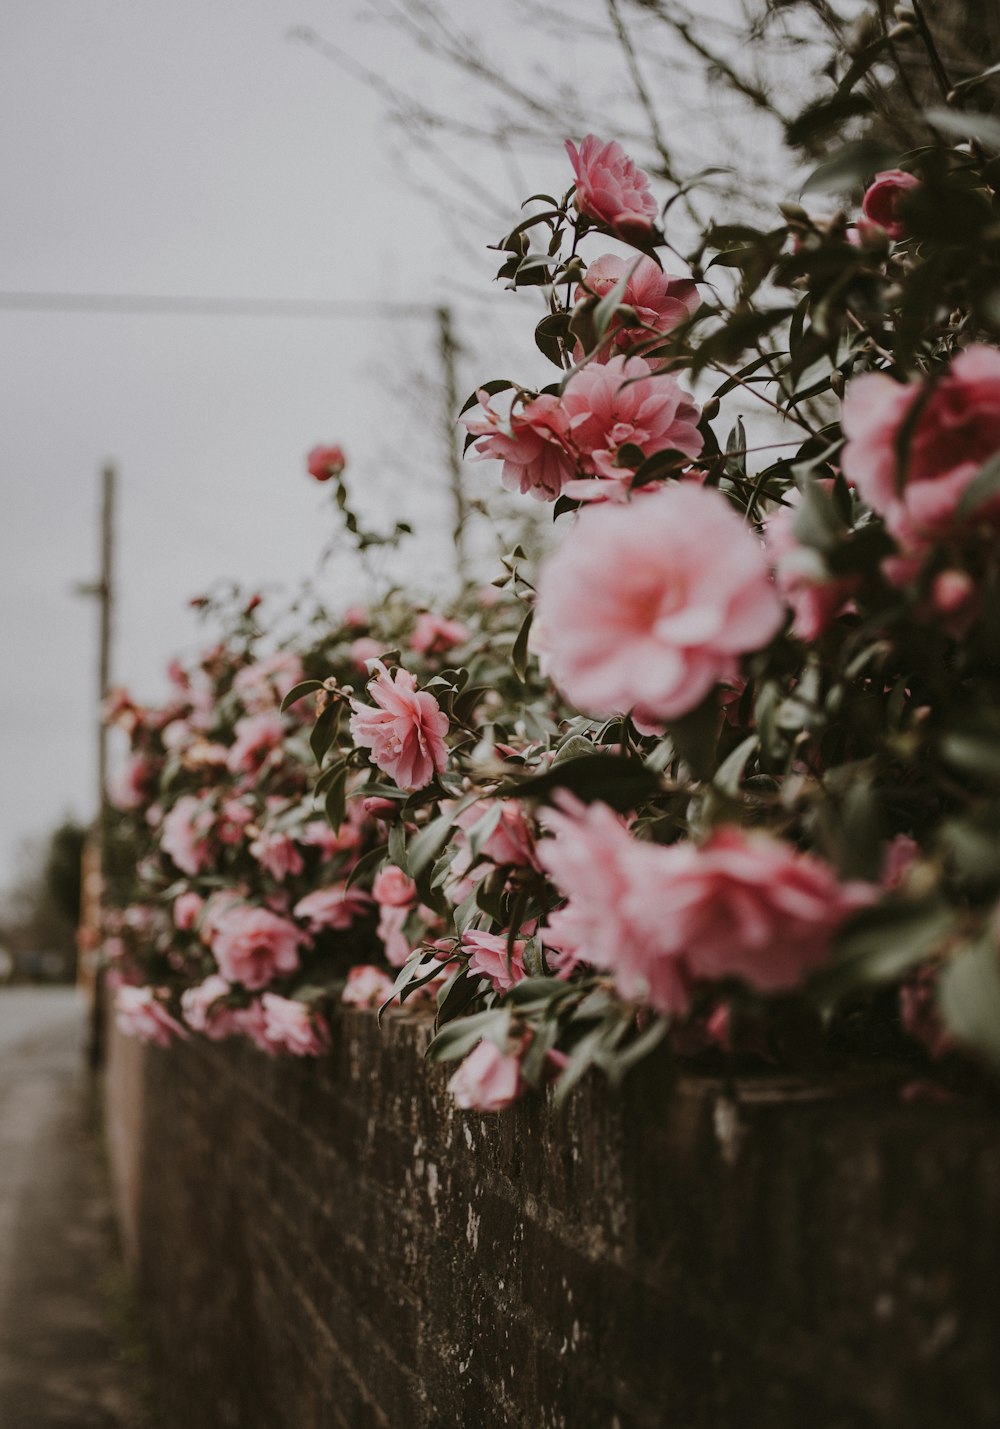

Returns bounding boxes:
[0,290,438,320]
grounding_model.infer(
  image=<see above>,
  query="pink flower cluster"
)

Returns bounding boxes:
[539,799,873,1014]
[536,483,784,721]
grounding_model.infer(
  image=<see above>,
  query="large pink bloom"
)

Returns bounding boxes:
[536,484,784,721]
[210,904,305,990]
[462,930,527,993]
[566,135,658,239]
[561,355,702,486]
[160,794,215,876]
[447,1039,525,1112]
[349,661,449,792]
[115,985,188,1049]
[842,345,1000,543]
[227,711,286,776]
[540,800,873,1012]
[576,254,699,362]
[293,884,374,932]
[260,994,330,1057]
[861,169,919,241]
[464,391,577,502]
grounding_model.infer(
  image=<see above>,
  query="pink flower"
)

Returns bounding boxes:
[173,891,205,932]
[565,135,658,239]
[447,1039,525,1112]
[231,998,276,1054]
[462,930,527,992]
[861,169,919,240]
[349,661,449,792]
[372,866,417,906]
[227,711,286,776]
[210,904,305,990]
[249,829,305,882]
[343,604,369,627]
[107,754,155,812]
[410,612,470,655]
[233,651,304,712]
[452,799,540,871]
[293,884,374,932]
[539,801,873,1011]
[261,994,330,1057]
[377,904,412,967]
[575,254,699,362]
[842,346,1000,543]
[180,975,239,1040]
[342,964,396,1007]
[765,493,856,641]
[115,986,188,1049]
[560,355,701,487]
[350,637,385,670]
[217,798,253,846]
[536,484,784,721]
[307,444,346,481]
[464,391,577,502]
[300,816,362,858]
[160,794,215,876]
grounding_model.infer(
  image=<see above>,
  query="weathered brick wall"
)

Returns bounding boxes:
[104,1009,1000,1428]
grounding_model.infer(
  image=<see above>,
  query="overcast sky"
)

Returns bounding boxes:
[0,0,819,889]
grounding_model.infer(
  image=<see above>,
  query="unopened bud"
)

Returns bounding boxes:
[701,397,720,422]
[830,370,846,399]
[888,22,915,40]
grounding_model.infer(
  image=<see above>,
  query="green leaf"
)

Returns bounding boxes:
[939,937,1000,1067]
[499,752,660,811]
[925,107,1000,151]
[309,701,341,766]
[324,768,347,832]
[956,450,1000,518]
[817,899,956,1005]
[785,90,874,149]
[425,1008,510,1063]
[511,605,533,683]
[408,798,474,879]
[280,679,323,712]
[794,140,897,195]
[713,734,758,797]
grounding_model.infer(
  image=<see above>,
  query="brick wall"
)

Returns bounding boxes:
[104,1009,1000,1428]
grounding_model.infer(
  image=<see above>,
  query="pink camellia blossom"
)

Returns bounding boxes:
[343,604,369,627]
[372,866,417,907]
[210,904,305,990]
[536,483,784,721]
[217,798,254,847]
[230,999,275,1055]
[575,254,699,362]
[173,891,205,932]
[565,135,658,239]
[115,985,188,1049]
[464,391,577,502]
[180,975,240,1040]
[349,661,449,792]
[300,815,362,858]
[233,650,304,712]
[342,964,396,1007]
[410,612,470,656]
[107,754,155,813]
[462,930,527,993]
[249,828,305,882]
[841,345,1000,544]
[160,794,216,876]
[765,493,857,641]
[307,444,346,481]
[260,994,330,1057]
[560,355,702,488]
[539,799,873,1012]
[447,1039,525,1112]
[293,884,374,933]
[377,904,413,967]
[227,711,286,776]
[350,636,385,670]
[452,798,540,872]
[861,169,919,240]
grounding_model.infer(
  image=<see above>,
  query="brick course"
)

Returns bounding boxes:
[105,1009,1000,1428]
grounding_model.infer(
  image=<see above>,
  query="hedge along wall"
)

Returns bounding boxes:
[104,1008,1000,1429]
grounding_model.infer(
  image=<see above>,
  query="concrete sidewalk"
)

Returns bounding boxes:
[0,987,152,1428]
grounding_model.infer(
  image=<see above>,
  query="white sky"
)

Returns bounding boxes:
[0,0,821,887]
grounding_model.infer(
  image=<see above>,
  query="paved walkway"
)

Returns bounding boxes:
[0,987,152,1428]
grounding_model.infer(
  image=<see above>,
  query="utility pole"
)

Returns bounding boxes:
[436,306,470,587]
[75,463,116,1065]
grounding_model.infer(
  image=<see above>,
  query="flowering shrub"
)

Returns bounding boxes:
[108,13,1000,1112]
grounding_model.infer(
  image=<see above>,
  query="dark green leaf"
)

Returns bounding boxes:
[280,679,323,712]
[499,753,660,811]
